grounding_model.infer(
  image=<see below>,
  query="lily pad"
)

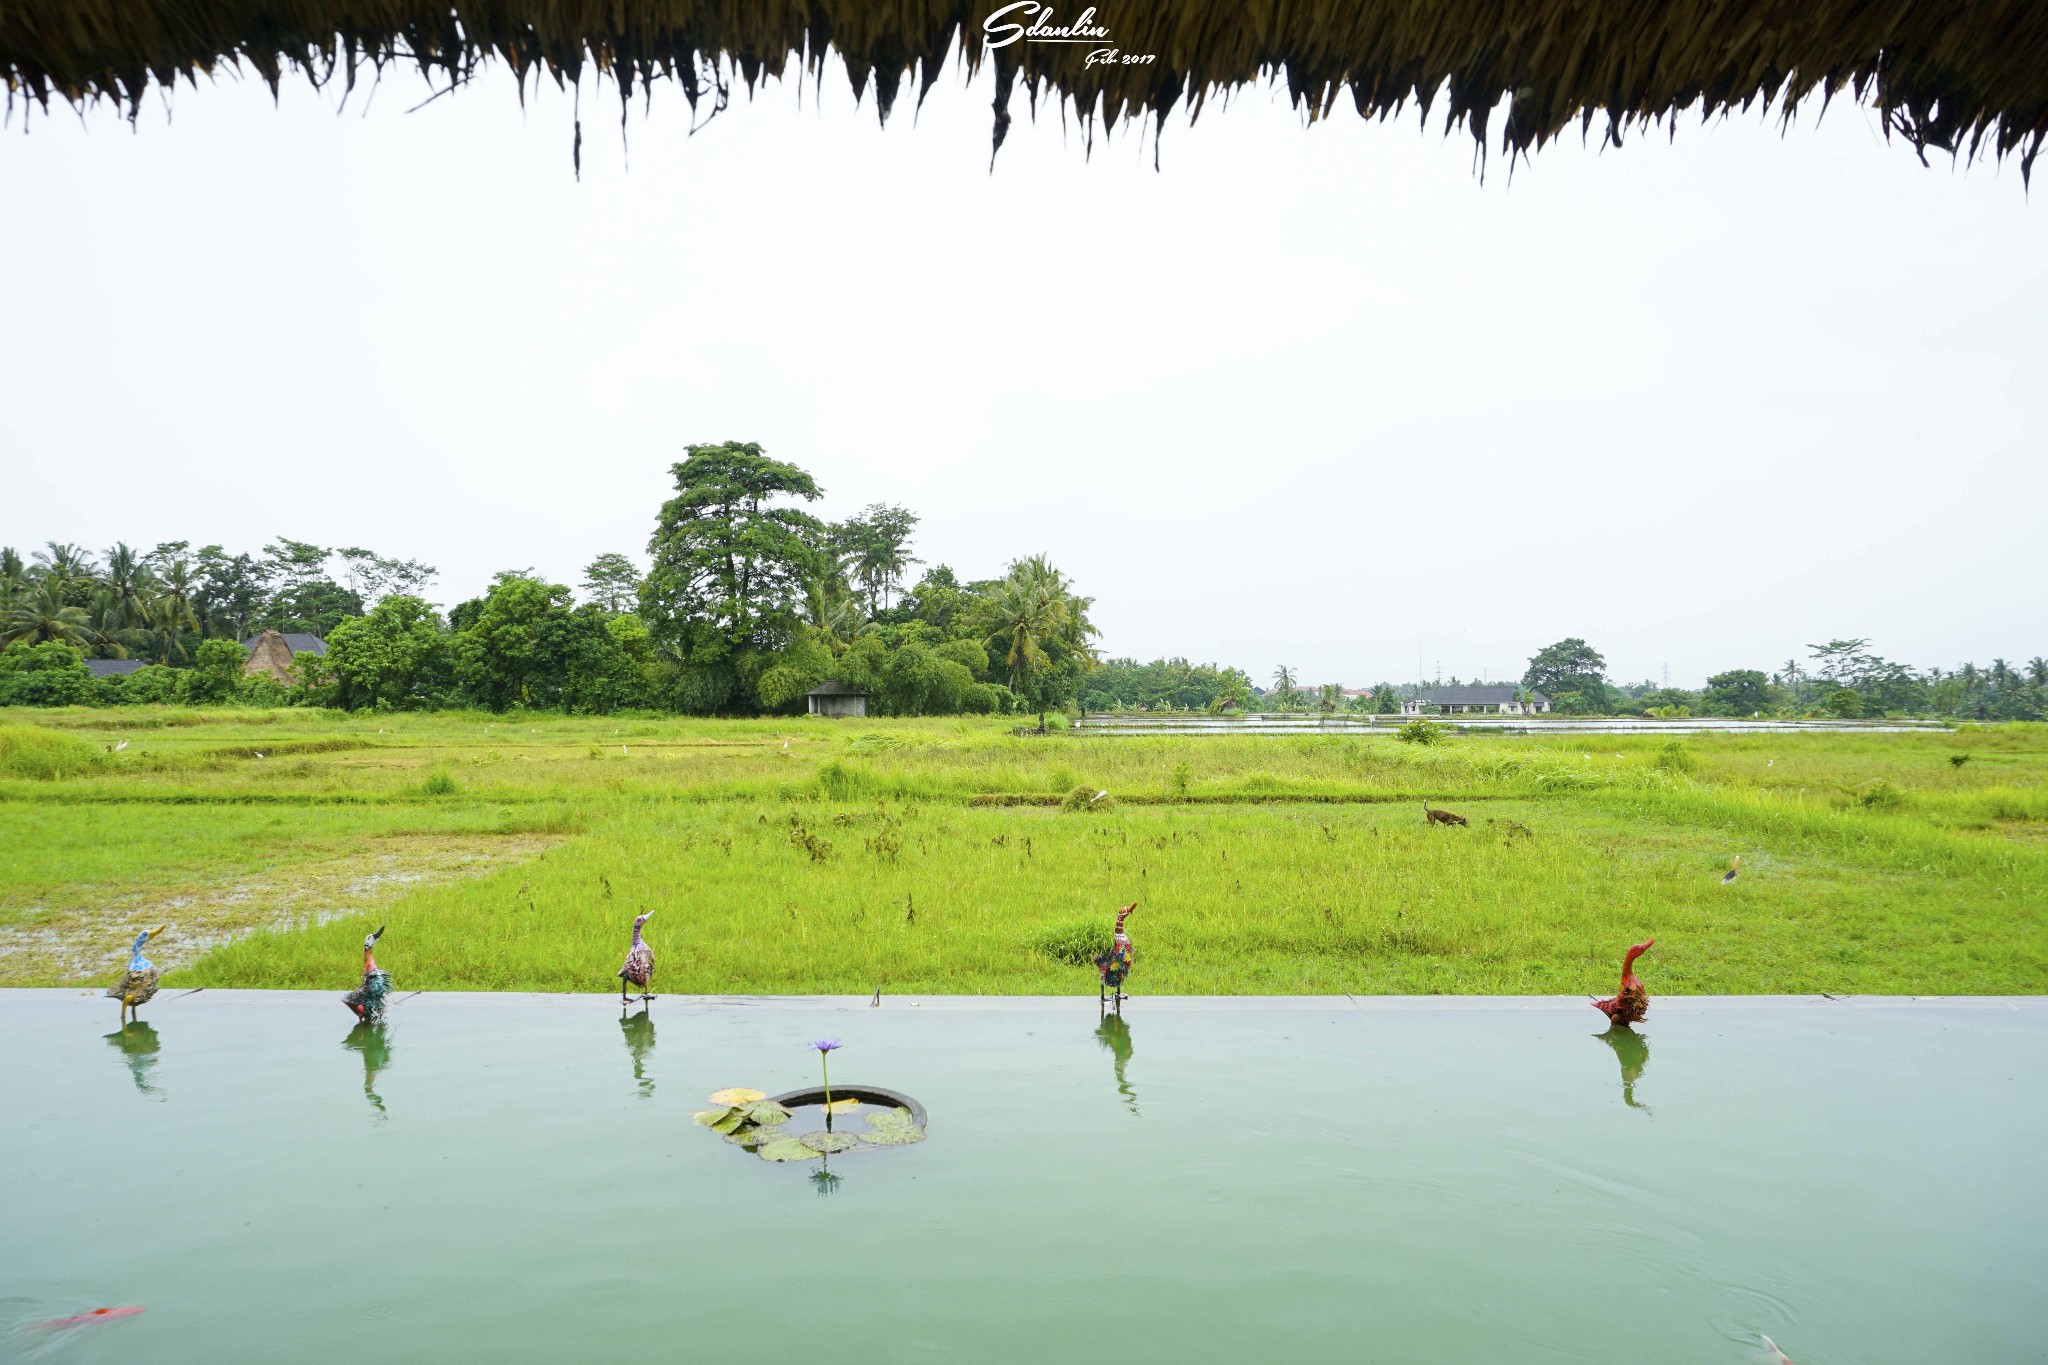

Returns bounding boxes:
[756,1137,823,1163]
[864,1106,918,1132]
[799,1131,858,1154]
[692,1107,734,1127]
[725,1124,787,1148]
[823,1097,864,1115]
[709,1087,766,1106]
[858,1124,926,1147]
[739,1101,793,1126]
[709,1109,751,1135]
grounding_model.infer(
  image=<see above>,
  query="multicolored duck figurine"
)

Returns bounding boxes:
[343,925,392,1024]
[1592,938,1655,1027]
[617,910,655,1004]
[106,925,168,1023]
[1094,903,1136,1010]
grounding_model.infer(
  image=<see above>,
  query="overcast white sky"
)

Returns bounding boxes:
[3,51,2043,688]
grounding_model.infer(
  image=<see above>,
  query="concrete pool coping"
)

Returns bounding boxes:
[7,988,2044,1013]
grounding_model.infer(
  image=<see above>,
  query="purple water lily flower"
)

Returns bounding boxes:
[812,1040,841,1113]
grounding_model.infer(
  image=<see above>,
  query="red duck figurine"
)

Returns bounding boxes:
[1592,938,1654,1026]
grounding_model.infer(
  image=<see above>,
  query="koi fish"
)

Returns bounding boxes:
[33,1305,145,1329]
[1760,1334,1793,1364]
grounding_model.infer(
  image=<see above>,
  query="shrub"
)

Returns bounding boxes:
[1396,719,1444,745]
[1170,760,1192,796]
[1857,779,1905,810]
[0,642,96,707]
[1060,784,1115,812]
[103,664,181,706]
[419,767,461,796]
[1827,688,1864,719]
[1653,741,1696,774]
[185,639,250,704]
[0,723,104,779]
[816,758,877,801]
[1027,917,1111,965]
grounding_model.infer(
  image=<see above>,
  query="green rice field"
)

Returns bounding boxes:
[4,710,2044,995]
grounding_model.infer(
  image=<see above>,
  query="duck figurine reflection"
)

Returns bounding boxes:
[1094,903,1135,1011]
[1595,1025,1650,1113]
[104,1020,164,1097]
[343,925,392,1024]
[342,1021,392,1117]
[106,925,168,1023]
[617,910,655,1004]
[1095,1011,1138,1115]
[619,1004,655,1098]
[1592,938,1654,1026]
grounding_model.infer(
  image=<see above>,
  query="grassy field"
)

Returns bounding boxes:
[3,709,2044,995]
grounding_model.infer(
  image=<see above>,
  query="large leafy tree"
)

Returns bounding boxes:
[1523,638,1610,712]
[580,553,642,614]
[192,545,269,640]
[1702,669,1772,716]
[335,547,436,607]
[445,574,642,713]
[834,503,919,617]
[316,594,451,710]
[640,442,827,713]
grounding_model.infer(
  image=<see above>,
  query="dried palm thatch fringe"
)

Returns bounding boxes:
[3,2,2044,181]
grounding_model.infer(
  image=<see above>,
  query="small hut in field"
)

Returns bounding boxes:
[241,630,326,685]
[807,680,868,719]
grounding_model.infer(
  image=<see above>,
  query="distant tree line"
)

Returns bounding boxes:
[1,442,1102,721]
[5,484,2040,721]
[1511,636,2047,721]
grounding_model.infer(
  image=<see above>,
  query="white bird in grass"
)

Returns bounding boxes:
[1090,790,1110,804]
[113,740,129,752]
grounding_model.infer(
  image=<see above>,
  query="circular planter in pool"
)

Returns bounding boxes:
[767,1083,927,1132]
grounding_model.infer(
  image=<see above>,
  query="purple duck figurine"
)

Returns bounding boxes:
[618,910,655,1004]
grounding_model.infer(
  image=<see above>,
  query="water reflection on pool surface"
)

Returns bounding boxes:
[3,992,2042,1363]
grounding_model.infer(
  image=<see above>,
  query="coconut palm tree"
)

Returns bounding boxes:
[2028,658,2048,690]
[31,542,97,605]
[83,588,140,659]
[983,555,1096,732]
[0,547,25,613]
[138,560,202,665]
[1,581,100,648]
[101,542,158,633]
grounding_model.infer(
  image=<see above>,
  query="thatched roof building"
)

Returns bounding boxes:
[5,2,2044,177]
[241,629,326,684]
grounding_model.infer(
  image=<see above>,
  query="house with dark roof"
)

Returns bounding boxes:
[806,679,868,718]
[1402,685,1550,716]
[85,659,147,679]
[242,630,327,684]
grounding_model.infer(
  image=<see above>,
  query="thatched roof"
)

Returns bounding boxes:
[5,2,2045,179]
